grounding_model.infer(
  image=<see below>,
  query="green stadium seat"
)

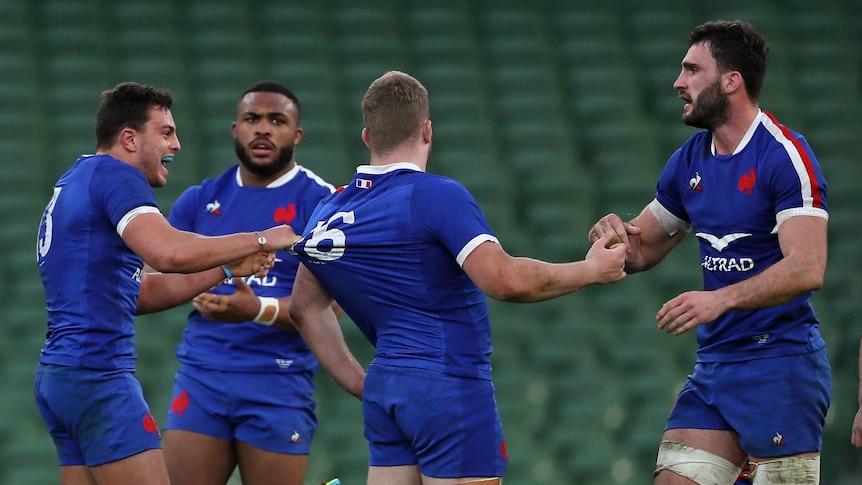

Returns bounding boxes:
[5,3,862,484]
[406,3,477,63]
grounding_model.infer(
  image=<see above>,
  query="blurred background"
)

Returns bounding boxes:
[1,0,860,483]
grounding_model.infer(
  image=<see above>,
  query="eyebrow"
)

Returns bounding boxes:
[682,61,699,70]
[243,111,289,118]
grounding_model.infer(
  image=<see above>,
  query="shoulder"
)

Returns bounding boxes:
[89,155,146,181]
[295,165,336,194]
[416,172,468,192]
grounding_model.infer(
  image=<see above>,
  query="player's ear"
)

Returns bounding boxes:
[361,128,371,149]
[723,70,743,95]
[294,127,304,145]
[422,119,432,144]
[120,127,137,151]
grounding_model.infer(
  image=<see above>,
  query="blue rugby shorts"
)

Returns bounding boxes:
[164,365,316,454]
[35,363,162,466]
[362,364,508,478]
[666,347,831,457]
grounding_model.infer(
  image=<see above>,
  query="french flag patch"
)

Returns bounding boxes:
[356,179,373,189]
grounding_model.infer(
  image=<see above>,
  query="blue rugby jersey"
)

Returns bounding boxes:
[37,154,161,370]
[291,163,499,380]
[651,111,828,361]
[168,164,334,373]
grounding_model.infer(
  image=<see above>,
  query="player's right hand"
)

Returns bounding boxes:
[588,213,640,249]
[260,224,303,251]
[585,232,627,285]
[194,277,261,323]
[225,251,275,278]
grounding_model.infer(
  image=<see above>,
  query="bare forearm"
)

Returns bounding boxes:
[714,256,823,314]
[137,267,227,314]
[268,299,342,331]
[292,309,364,398]
[125,214,298,274]
[146,232,263,274]
[494,258,598,303]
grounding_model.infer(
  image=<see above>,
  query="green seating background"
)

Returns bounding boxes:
[1,1,860,483]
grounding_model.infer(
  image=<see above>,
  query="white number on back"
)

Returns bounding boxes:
[304,211,355,261]
[37,187,62,262]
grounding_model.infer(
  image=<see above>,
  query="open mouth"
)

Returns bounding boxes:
[251,139,275,157]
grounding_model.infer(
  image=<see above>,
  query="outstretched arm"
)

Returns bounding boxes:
[462,232,627,303]
[122,212,299,273]
[136,252,274,315]
[288,264,364,398]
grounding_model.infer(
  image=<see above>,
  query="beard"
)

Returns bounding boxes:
[235,141,295,177]
[683,79,730,130]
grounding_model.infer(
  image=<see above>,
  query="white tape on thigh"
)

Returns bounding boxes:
[655,440,741,484]
[750,455,820,485]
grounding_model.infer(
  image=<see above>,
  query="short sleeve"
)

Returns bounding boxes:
[410,176,497,266]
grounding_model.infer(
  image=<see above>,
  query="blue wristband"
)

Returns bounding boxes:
[220,265,233,280]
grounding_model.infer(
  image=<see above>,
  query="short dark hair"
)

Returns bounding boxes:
[95,82,174,150]
[688,20,769,101]
[361,71,429,155]
[242,80,301,115]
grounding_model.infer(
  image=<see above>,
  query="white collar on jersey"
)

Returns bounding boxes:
[710,109,764,156]
[235,163,301,188]
[356,162,422,174]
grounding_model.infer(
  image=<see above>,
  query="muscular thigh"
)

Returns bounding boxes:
[235,440,309,485]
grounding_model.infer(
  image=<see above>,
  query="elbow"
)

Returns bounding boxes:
[485,279,535,303]
[145,250,195,274]
[798,260,826,292]
[804,272,825,292]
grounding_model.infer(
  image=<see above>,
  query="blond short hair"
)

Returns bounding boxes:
[361,71,429,155]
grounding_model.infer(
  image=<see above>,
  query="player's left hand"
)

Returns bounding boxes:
[194,277,260,323]
[226,251,275,278]
[656,290,727,335]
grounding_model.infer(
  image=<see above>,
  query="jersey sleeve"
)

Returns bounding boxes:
[94,162,161,232]
[652,143,697,235]
[411,176,497,266]
[654,147,690,221]
[764,136,829,230]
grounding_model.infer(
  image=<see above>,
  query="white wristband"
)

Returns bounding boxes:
[253,297,279,326]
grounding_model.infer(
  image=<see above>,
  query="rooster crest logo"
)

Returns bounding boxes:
[291,431,302,444]
[689,172,703,191]
[739,168,756,195]
[206,200,222,215]
[171,390,190,417]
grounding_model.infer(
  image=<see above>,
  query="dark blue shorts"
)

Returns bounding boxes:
[164,365,317,454]
[34,363,162,466]
[362,365,508,478]
[666,348,831,457]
